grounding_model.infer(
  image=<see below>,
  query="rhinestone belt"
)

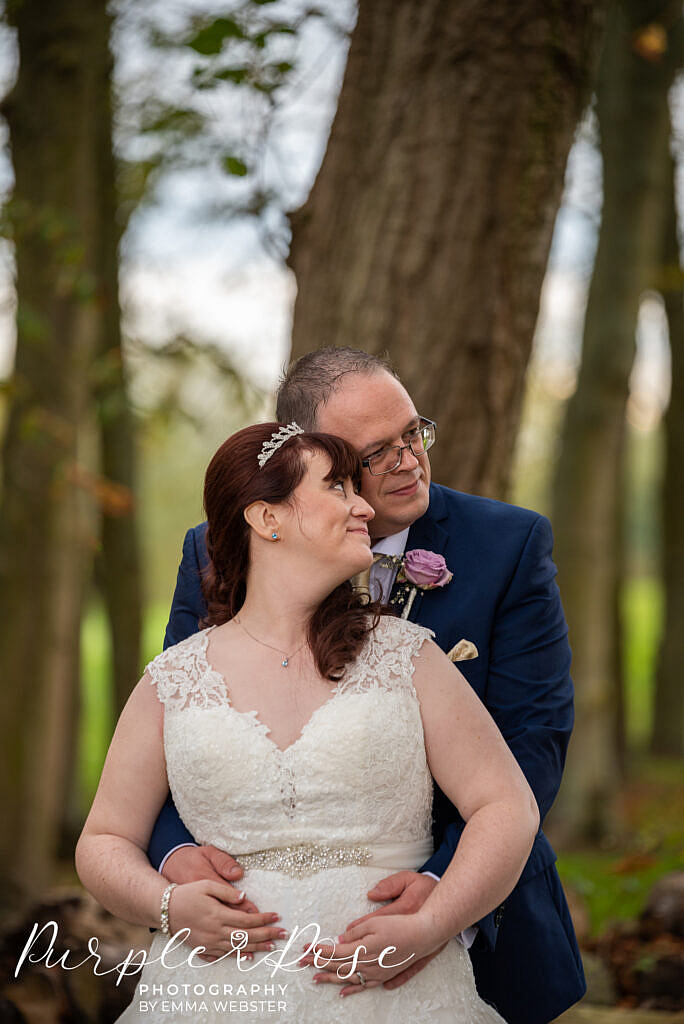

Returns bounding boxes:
[238,843,372,879]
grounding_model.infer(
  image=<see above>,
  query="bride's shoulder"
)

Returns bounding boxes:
[146,627,212,672]
[372,613,434,640]
[367,614,435,657]
[144,628,216,708]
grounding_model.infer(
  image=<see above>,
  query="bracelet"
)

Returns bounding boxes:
[160,882,178,935]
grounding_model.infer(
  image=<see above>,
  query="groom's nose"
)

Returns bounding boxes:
[396,445,420,472]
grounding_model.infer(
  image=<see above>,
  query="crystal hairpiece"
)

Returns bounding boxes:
[257,422,305,468]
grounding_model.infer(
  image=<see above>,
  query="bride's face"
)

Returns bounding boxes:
[278,450,374,582]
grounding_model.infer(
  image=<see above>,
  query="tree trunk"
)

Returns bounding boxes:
[289,0,606,496]
[651,149,684,756]
[0,0,115,907]
[550,0,680,845]
[612,436,628,775]
[93,80,142,718]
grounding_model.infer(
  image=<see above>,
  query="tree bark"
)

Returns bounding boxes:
[0,0,115,906]
[289,0,606,496]
[550,0,680,844]
[92,76,142,718]
[651,149,684,756]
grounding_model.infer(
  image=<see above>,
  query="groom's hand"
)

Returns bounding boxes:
[162,845,260,914]
[344,870,445,991]
[350,870,437,924]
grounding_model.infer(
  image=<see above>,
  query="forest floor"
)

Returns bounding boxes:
[555,756,683,936]
[550,756,683,1018]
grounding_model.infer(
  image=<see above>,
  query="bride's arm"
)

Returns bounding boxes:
[412,638,540,944]
[75,672,180,927]
[75,675,283,955]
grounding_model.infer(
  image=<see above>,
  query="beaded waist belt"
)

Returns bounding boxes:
[237,838,433,879]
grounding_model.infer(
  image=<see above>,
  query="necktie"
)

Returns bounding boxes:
[350,553,385,603]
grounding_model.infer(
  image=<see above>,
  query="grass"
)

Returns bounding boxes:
[77,599,171,806]
[621,576,663,749]
[556,576,682,936]
[557,773,684,938]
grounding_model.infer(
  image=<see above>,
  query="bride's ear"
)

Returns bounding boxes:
[244,501,280,541]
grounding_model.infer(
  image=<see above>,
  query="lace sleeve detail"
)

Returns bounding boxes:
[338,614,435,696]
[147,628,228,710]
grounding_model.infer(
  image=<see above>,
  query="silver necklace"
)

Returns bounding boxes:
[234,615,307,668]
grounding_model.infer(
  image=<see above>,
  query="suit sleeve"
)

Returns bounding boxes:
[420,513,574,949]
[148,527,209,870]
[163,526,208,650]
[483,513,574,820]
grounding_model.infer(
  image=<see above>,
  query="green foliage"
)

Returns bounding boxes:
[78,598,177,804]
[557,751,684,936]
[145,107,206,138]
[187,17,246,55]
[117,0,334,245]
[558,833,683,936]
[78,602,114,806]
[622,576,663,748]
[223,155,249,176]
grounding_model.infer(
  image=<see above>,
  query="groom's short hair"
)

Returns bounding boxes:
[275,347,399,429]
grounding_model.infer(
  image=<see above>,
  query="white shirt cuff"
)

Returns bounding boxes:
[158,842,198,874]
[421,872,479,949]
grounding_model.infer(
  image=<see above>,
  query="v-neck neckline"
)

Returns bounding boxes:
[200,625,345,756]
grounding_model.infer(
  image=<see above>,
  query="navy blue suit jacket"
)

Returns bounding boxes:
[148,484,586,1024]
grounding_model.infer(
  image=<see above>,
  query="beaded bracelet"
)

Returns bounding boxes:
[160,882,178,935]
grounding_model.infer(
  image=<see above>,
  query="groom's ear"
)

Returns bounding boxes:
[244,501,279,540]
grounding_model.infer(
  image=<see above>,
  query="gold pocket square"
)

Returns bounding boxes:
[447,639,479,662]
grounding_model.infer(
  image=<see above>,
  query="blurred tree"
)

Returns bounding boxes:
[92,90,142,721]
[551,0,681,844]
[652,149,684,756]
[288,0,607,495]
[119,0,320,255]
[0,0,130,904]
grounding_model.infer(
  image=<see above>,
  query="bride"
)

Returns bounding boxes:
[76,422,539,1023]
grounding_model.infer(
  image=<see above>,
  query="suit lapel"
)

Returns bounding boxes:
[390,485,450,625]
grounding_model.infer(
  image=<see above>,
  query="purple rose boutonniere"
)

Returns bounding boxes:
[396,549,453,619]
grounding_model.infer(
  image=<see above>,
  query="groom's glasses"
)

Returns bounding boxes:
[361,417,437,476]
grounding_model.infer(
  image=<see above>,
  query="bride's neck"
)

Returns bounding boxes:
[237,569,322,648]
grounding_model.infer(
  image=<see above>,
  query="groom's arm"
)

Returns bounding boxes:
[163,525,209,650]
[420,512,573,949]
[148,526,208,871]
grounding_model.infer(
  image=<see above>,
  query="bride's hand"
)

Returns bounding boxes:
[299,911,441,996]
[168,879,286,961]
[163,845,260,914]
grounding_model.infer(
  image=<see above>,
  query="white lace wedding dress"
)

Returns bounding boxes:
[118,615,506,1023]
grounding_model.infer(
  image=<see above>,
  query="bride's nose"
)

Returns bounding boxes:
[352,496,375,521]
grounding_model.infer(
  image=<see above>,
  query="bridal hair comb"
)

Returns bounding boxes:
[257,422,305,468]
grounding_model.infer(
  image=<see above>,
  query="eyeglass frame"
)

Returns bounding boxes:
[360,416,437,476]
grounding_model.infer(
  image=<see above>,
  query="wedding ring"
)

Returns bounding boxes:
[355,971,367,987]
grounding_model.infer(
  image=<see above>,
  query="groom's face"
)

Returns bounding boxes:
[315,371,431,540]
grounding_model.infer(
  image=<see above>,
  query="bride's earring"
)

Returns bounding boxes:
[271,532,278,540]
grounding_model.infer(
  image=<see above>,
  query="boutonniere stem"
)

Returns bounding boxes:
[401,587,418,620]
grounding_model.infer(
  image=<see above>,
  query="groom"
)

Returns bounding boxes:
[148,348,586,1024]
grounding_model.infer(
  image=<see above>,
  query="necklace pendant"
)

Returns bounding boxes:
[281,658,289,668]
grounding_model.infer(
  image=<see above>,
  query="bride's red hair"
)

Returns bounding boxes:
[200,422,383,680]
